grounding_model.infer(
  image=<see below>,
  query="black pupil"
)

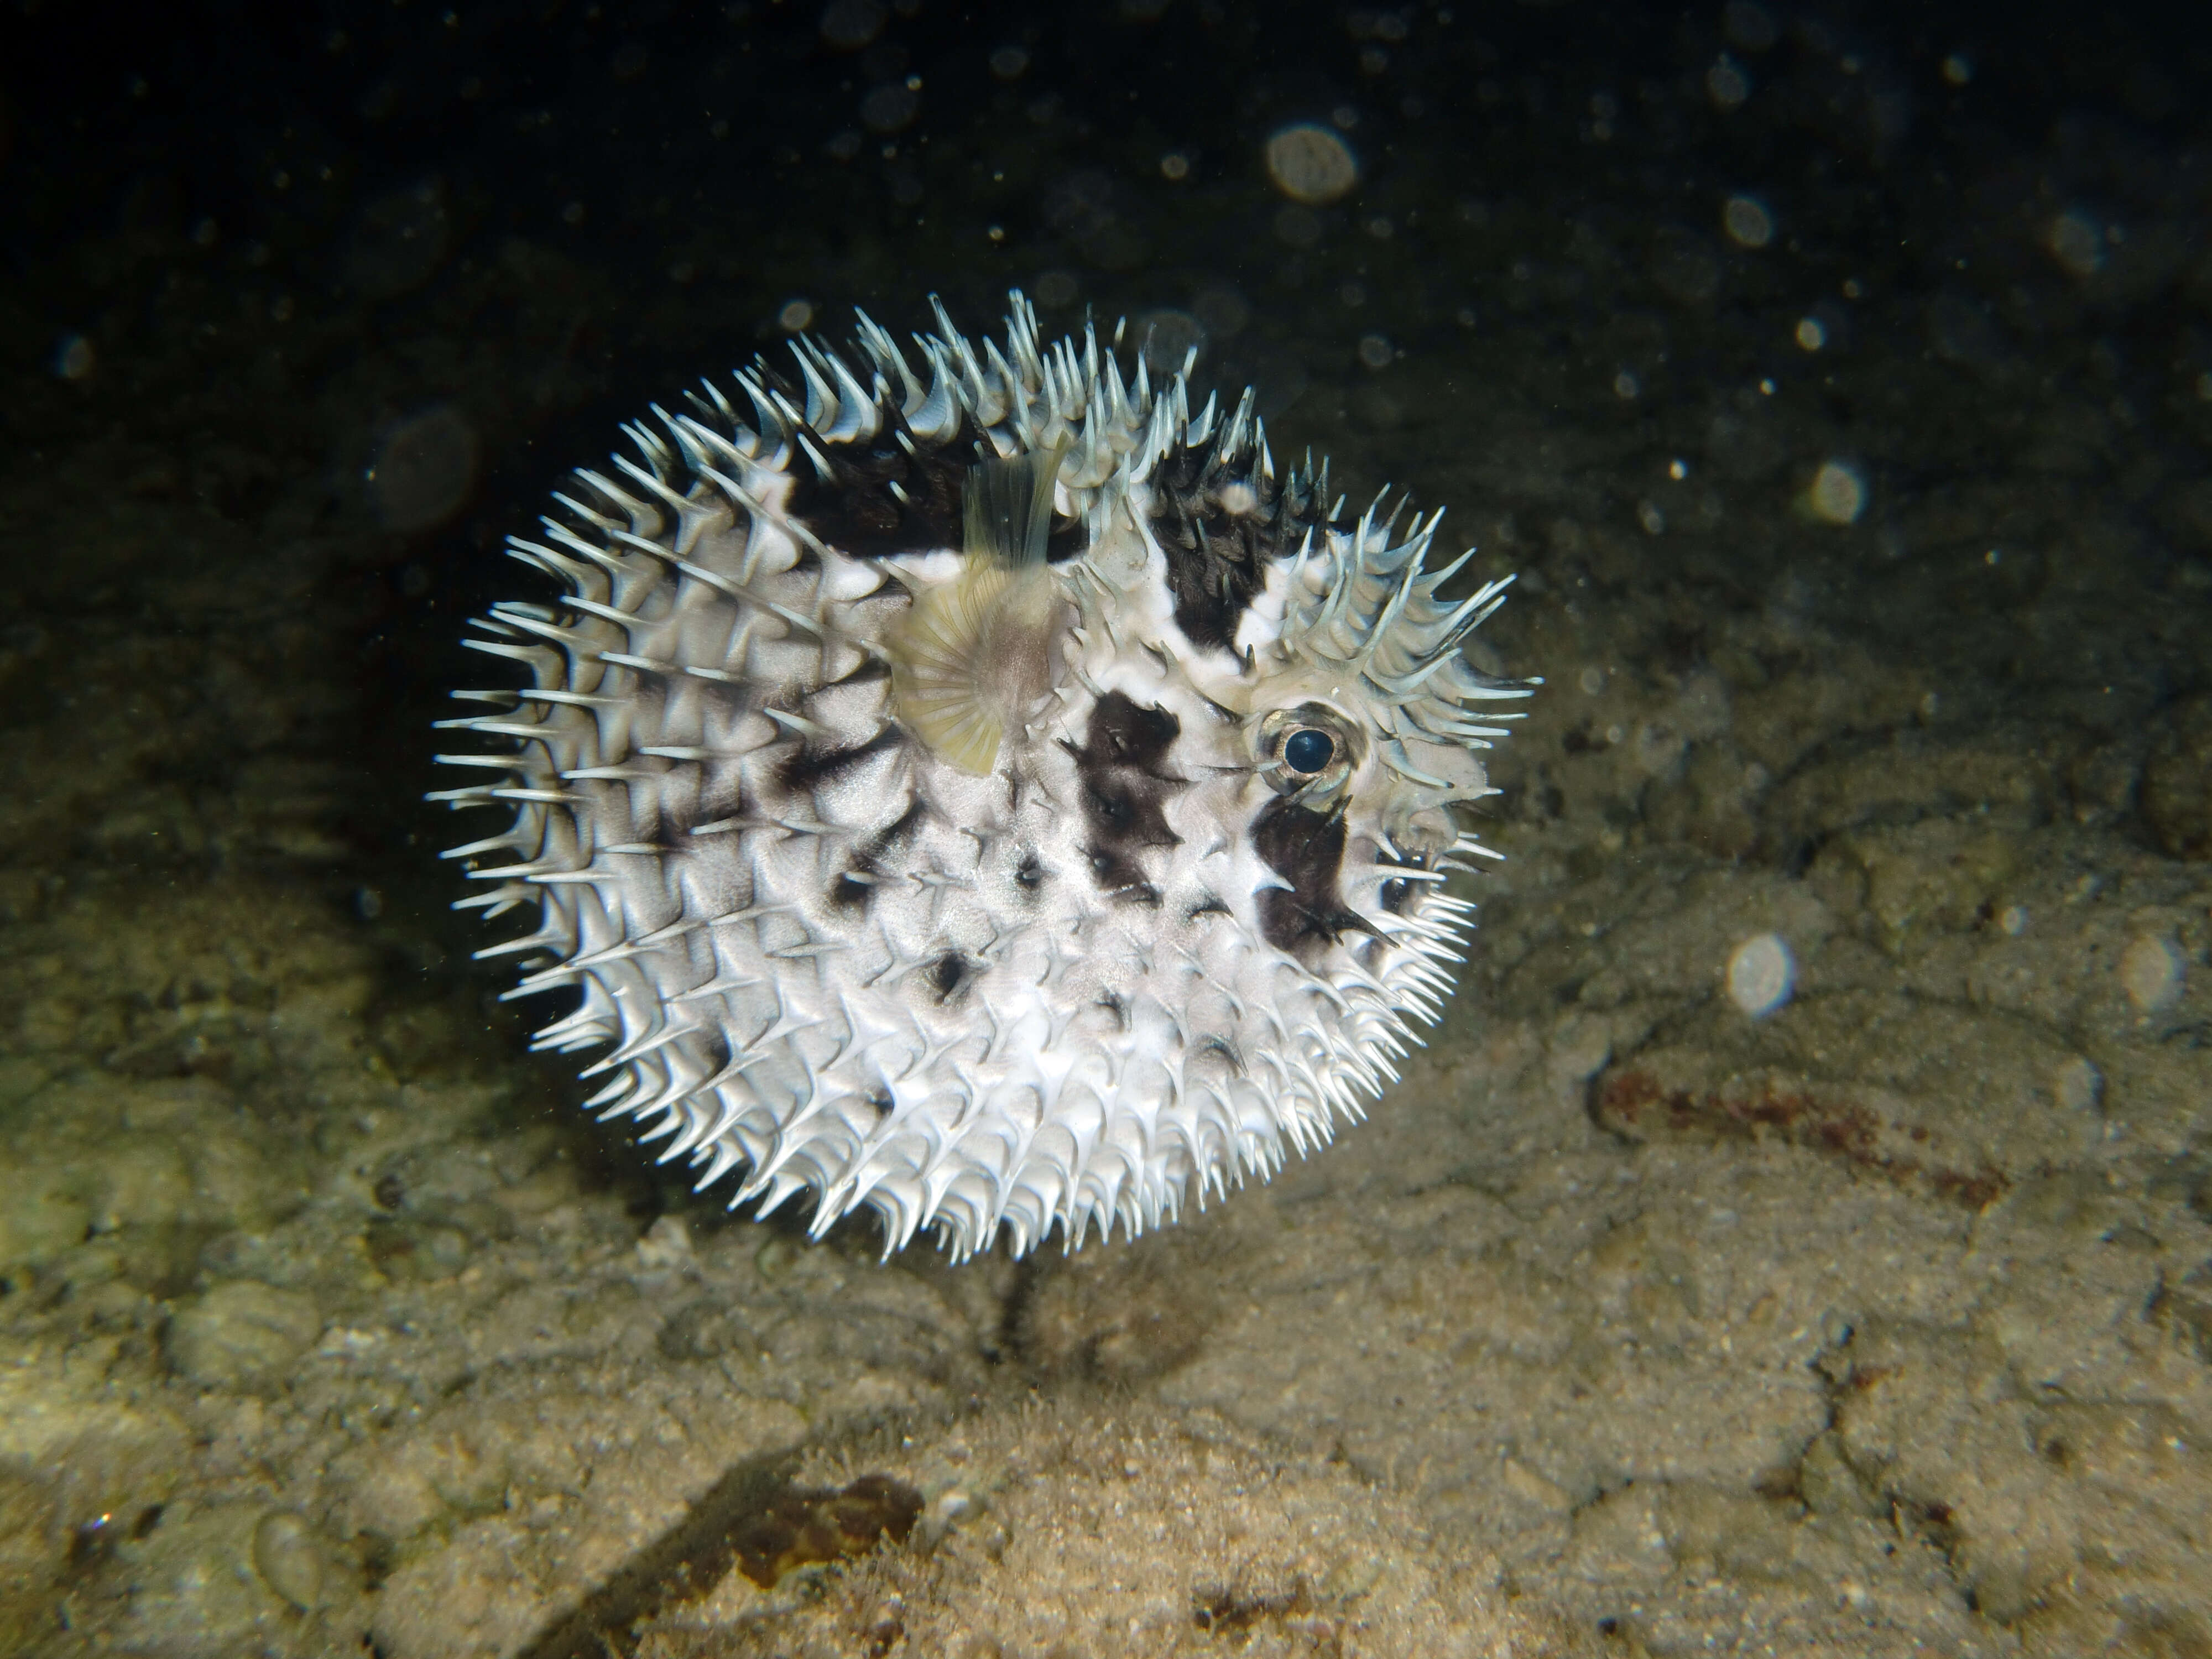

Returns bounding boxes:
[1284,728,1334,774]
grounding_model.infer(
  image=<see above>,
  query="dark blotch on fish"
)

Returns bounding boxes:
[782,393,1089,562]
[1250,797,1371,959]
[1145,432,1329,651]
[778,724,902,796]
[1065,691,1183,905]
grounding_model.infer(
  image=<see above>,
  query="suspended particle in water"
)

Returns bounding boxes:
[366,405,480,533]
[1265,122,1359,205]
[2046,210,2105,278]
[1134,309,1205,375]
[54,333,95,380]
[1192,286,1250,338]
[1707,57,1751,110]
[2054,1055,2103,1113]
[252,1512,325,1613]
[1723,1,1778,51]
[1273,204,1323,247]
[1727,933,1795,1018]
[1723,195,1773,248]
[2120,936,2184,1013]
[343,178,451,299]
[1808,460,1867,525]
[860,81,918,134]
[818,0,887,50]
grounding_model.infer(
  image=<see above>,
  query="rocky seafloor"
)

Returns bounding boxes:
[1,4,2209,1656]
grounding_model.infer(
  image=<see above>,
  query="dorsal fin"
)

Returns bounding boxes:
[964,443,1060,570]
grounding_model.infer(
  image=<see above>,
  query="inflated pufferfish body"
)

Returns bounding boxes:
[432,293,1530,1259]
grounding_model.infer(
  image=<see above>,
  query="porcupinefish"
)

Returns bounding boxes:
[431,293,1530,1259]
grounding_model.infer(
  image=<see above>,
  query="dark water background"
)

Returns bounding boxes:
[7,0,2209,915]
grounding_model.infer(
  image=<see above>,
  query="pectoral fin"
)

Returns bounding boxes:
[887,447,1070,776]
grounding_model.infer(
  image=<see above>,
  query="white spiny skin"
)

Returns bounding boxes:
[431,293,1531,1260]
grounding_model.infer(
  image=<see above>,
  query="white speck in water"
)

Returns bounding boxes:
[1357,333,1393,369]
[1637,500,1666,535]
[1192,286,1250,337]
[1613,370,1640,399]
[2054,1055,2103,1113]
[1727,933,1795,1018]
[1668,458,1689,480]
[634,1214,695,1269]
[1723,2,1777,51]
[1809,460,1867,524]
[252,1511,325,1613]
[2120,936,2184,1012]
[1999,905,2028,936]
[1136,308,1206,375]
[1578,666,1606,695]
[53,333,95,380]
[1273,204,1322,247]
[1265,122,1359,205]
[818,0,887,50]
[1723,196,1773,247]
[778,298,816,332]
[2046,209,2105,278]
[1707,58,1750,110]
[1795,316,1827,351]
[859,81,919,134]
[367,405,481,532]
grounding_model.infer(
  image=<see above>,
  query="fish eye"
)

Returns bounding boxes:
[1254,703,1362,805]
[1284,728,1334,774]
